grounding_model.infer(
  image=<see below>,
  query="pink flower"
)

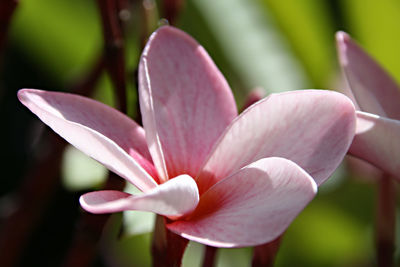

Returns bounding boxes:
[336,32,400,180]
[18,26,355,247]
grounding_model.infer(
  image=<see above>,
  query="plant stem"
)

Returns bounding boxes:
[0,0,18,59]
[62,172,125,267]
[140,0,159,50]
[0,58,104,267]
[161,0,184,25]
[0,133,65,267]
[152,215,189,267]
[376,174,396,267]
[252,236,282,267]
[97,0,127,113]
[63,0,132,262]
[239,88,265,113]
[202,245,217,267]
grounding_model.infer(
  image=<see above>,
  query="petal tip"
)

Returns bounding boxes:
[79,194,93,213]
[142,25,198,58]
[336,31,351,66]
[335,31,350,44]
[17,88,33,104]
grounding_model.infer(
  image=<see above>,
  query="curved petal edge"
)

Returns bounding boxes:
[197,90,356,192]
[139,26,238,181]
[18,89,158,191]
[168,157,317,247]
[349,111,400,181]
[80,175,199,219]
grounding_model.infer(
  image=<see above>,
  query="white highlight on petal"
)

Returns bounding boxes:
[80,175,199,219]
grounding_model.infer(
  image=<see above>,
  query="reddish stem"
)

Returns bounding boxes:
[152,215,189,267]
[252,236,282,267]
[202,245,217,267]
[0,133,65,267]
[0,58,105,267]
[240,88,265,113]
[62,172,125,267]
[162,0,184,25]
[62,1,132,263]
[139,0,159,50]
[0,0,18,59]
[97,0,127,113]
[375,174,396,267]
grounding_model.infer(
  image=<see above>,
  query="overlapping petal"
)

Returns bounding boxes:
[80,175,199,219]
[349,111,400,180]
[18,89,157,191]
[18,26,360,250]
[336,31,400,119]
[139,26,238,182]
[167,157,317,247]
[197,90,356,192]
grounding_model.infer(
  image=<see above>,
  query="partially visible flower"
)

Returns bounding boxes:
[18,26,356,247]
[336,32,400,180]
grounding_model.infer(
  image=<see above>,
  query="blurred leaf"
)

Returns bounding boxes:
[187,0,308,94]
[341,0,400,84]
[217,247,252,267]
[92,73,116,108]
[113,233,152,266]
[123,211,155,236]
[318,162,346,194]
[123,183,155,236]
[9,0,102,82]
[259,0,335,87]
[61,145,107,191]
[182,242,204,267]
[103,213,152,266]
[276,199,373,267]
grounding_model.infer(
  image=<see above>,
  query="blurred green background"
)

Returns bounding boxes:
[1,0,400,266]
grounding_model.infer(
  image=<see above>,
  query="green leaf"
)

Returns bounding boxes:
[123,183,155,236]
[61,145,107,191]
[102,213,152,266]
[182,242,204,267]
[217,247,252,267]
[9,0,102,82]
[259,0,335,87]
[276,199,373,267]
[185,0,308,95]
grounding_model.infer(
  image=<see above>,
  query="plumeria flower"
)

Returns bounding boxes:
[18,26,356,247]
[336,32,400,180]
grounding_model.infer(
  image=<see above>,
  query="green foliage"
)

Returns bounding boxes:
[61,145,107,191]
[259,0,335,87]
[182,0,308,99]
[9,0,102,82]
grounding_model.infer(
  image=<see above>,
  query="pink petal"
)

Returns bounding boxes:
[18,89,157,191]
[197,90,356,192]
[167,157,317,247]
[80,174,199,219]
[349,111,400,180]
[139,26,237,182]
[336,31,400,119]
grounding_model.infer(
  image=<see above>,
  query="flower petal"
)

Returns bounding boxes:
[139,26,237,182]
[80,175,199,219]
[349,111,400,180]
[336,31,400,119]
[197,90,355,192]
[18,89,157,191]
[167,157,317,247]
